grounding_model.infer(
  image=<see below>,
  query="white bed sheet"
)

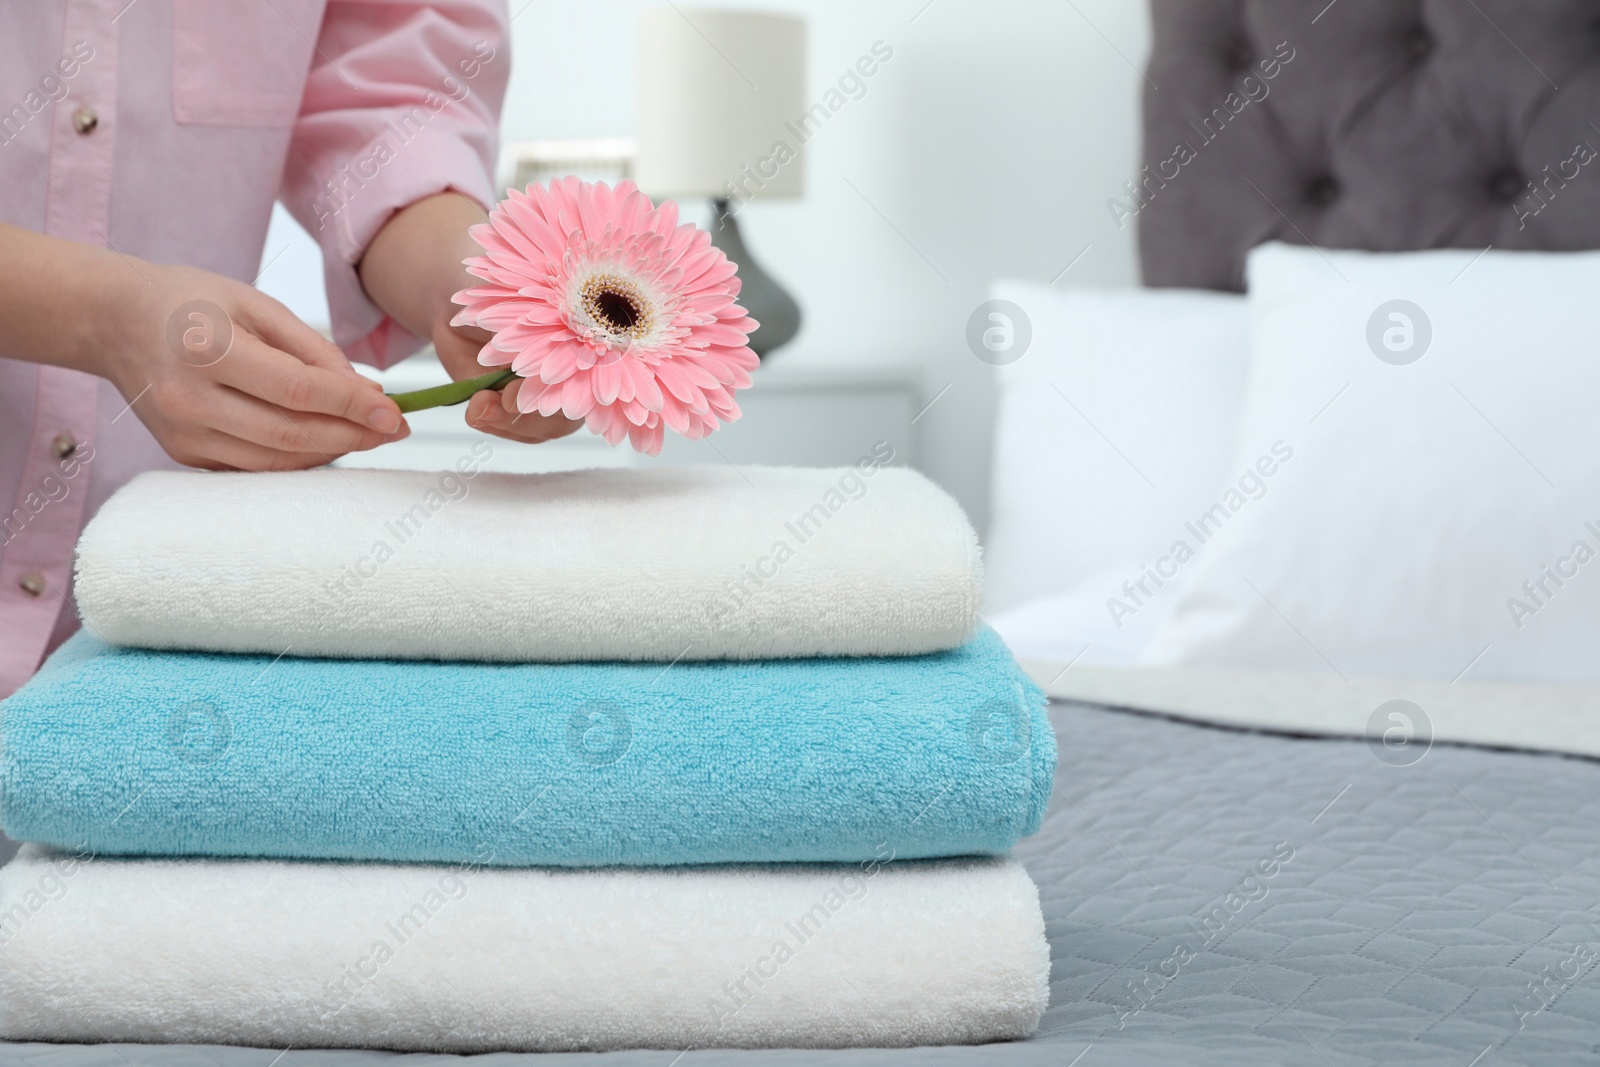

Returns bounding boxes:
[1019,657,1600,758]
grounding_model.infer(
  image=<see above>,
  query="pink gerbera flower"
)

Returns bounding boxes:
[451,178,760,456]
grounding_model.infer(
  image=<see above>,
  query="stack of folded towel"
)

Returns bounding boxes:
[0,463,1054,1053]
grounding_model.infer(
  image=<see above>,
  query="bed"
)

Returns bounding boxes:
[10,0,1600,1063]
[7,699,1600,1066]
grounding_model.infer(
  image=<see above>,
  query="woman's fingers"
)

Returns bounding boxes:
[464,388,503,430]
[201,385,405,458]
[212,334,405,434]
[497,376,583,440]
[441,319,581,445]
[241,291,371,382]
[465,378,583,443]
[175,428,343,473]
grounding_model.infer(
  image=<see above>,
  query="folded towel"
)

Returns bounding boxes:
[0,628,1053,866]
[74,463,982,662]
[0,846,1049,1052]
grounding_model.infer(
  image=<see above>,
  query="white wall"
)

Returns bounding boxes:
[261,0,1151,533]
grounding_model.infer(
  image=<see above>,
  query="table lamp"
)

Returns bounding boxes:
[635,8,805,358]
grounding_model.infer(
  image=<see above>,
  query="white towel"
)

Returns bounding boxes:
[0,847,1048,1052]
[75,463,982,661]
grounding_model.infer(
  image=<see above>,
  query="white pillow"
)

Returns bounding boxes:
[1144,242,1600,685]
[983,283,1249,662]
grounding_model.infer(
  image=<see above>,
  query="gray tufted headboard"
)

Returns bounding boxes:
[1137,0,1600,291]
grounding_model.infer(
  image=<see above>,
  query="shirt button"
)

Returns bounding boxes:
[71,106,98,135]
[18,572,46,597]
[51,433,77,459]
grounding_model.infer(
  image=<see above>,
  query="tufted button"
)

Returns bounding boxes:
[1226,38,1254,70]
[1487,169,1525,202]
[1305,174,1341,208]
[1404,26,1432,61]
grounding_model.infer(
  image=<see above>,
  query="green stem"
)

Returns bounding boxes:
[387,368,517,413]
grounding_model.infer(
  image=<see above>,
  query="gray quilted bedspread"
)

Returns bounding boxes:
[6,700,1600,1066]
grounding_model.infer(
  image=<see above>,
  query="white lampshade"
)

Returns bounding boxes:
[635,8,806,202]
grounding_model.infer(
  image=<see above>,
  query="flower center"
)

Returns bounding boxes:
[582,274,651,340]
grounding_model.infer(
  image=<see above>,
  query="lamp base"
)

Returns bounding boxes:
[710,198,801,359]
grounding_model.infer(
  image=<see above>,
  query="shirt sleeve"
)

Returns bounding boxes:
[280,0,510,369]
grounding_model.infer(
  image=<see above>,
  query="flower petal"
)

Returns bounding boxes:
[628,420,665,456]
[560,373,597,418]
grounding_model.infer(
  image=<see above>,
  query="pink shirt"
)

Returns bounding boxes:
[0,0,508,697]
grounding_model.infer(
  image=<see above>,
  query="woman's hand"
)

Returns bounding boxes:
[433,310,584,444]
[360,192,583,446]
[0,222,406,471]
[101,263,407,470]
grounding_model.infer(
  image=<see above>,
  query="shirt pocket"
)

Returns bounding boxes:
[171,0,323,127]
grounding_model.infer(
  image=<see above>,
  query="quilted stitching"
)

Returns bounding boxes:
[1026,703,1600,1066]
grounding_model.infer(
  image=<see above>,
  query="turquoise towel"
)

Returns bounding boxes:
[0,629,1053,867]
